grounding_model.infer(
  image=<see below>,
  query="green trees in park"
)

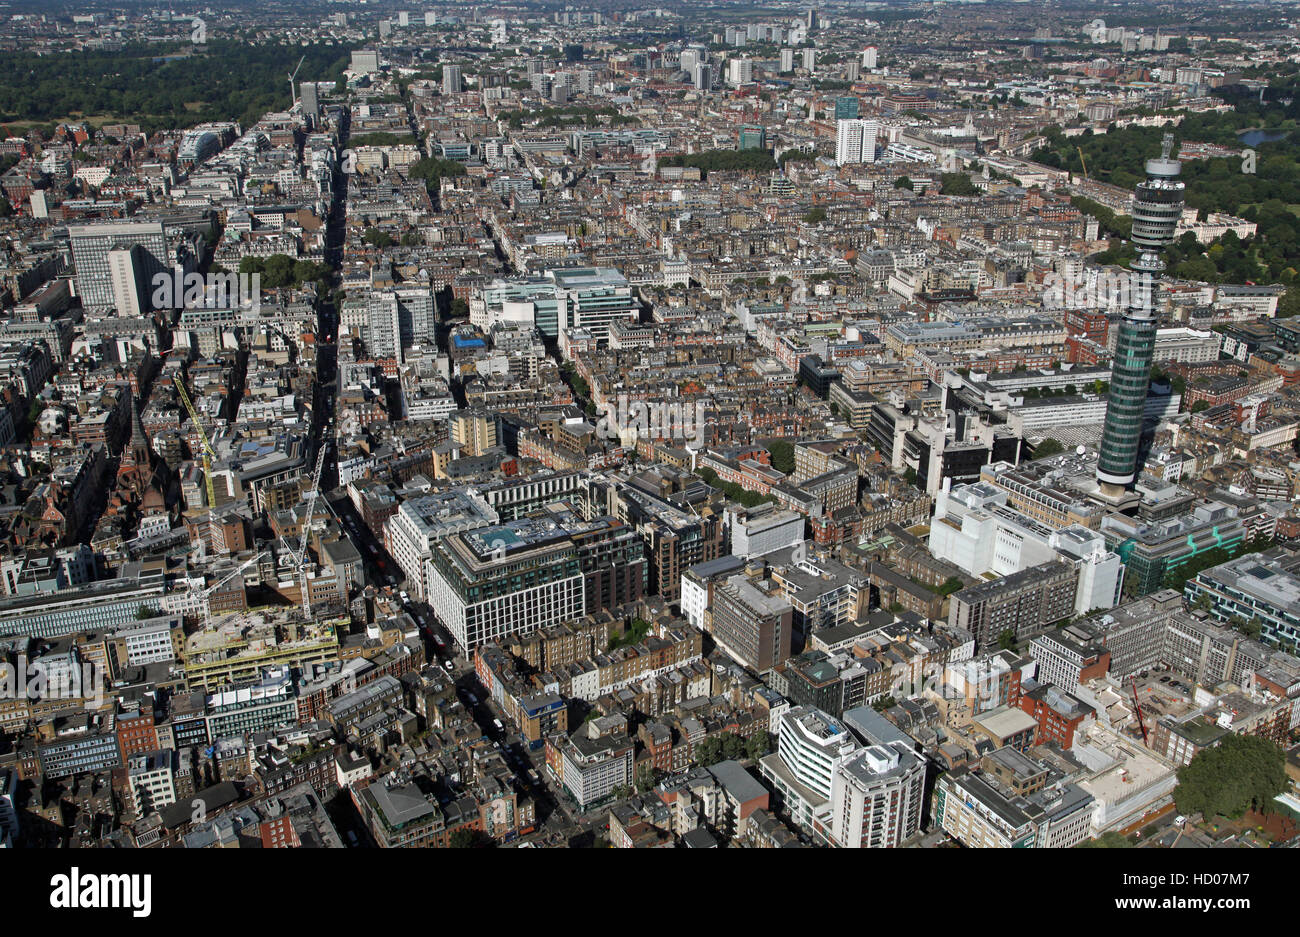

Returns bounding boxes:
[1034,89,1300,286]
[939,172,979,196]
[767,439,795,474]
[0,41,352,132]
[658,149,777,179]
[238,255,331,291]
[693,731,772,768]
[407,157,467,197]
[1173,735,1287,820]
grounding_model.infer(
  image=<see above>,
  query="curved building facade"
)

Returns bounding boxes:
[1097,136,1184,496]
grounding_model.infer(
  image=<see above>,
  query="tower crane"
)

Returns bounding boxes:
[194,549,268,630]
[173,372,219,514]
[288,55,306,108]
[1076,145,1090,185]
[1130,678,1149,744]
[294,442,329,620]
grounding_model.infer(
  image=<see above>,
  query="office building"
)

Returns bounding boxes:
[710,573,794,673]
[204,668,297,739]
[448,409,500,456]
[351,50,380,74]
[835,119,878,165]
[834,96,860,121]
[948,560,1078,647]
[760,705,859,835]
[828,706,926,848]
[69,221,168,311]
[300,82,319,121]
[727,57,754,87]
[383,489,499,600]
[548,717,635,811]
[726,504,805,559]
[362,288,434,362]
[107,245,150,317]
[442,64,463,94]
[935,761,1094,848]
[930,480,1124,615]
[127,750,177,817]
[680,554,747,630]
[426,504,645,651]
[1028,625,1111,695]
[1101,499,1245,597]
[738,125,767,151]
[1184,547,1300,650]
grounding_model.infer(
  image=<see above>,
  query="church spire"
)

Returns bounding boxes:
[125,394,152,467]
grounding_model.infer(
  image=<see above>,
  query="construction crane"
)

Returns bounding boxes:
[293,442,329,620]
[288,55,306,108]
[195,549,268,630]
[1130,678,1149,744]
[1076,145,1090,185]
[173,373,218,512]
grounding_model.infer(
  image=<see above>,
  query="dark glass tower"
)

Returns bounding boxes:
[1096,135,1184,498]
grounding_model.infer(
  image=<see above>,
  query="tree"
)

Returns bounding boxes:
[768,439,795,475]
[1079,831,1133,848]
[1277,286,1300,318]
[940,172,979,196]
[448,829,478,848]
[1173,734,1287,820]
[745,730,773,761]
[657,148,776,180]
[634,763,658,793]
[407,156,467,197]
[894,176,913,191]
[937,576,964,597]
[997,629,1017,651]
[803,206,827,224]
[1191,400,1210,413]
[694,736,722,767]
[1034,437,1066,458]
[696,733,747,768]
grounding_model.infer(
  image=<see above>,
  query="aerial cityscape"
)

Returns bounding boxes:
[1,0,1300,863]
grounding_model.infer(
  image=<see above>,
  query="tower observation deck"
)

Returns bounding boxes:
[1096,135,1184,498]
